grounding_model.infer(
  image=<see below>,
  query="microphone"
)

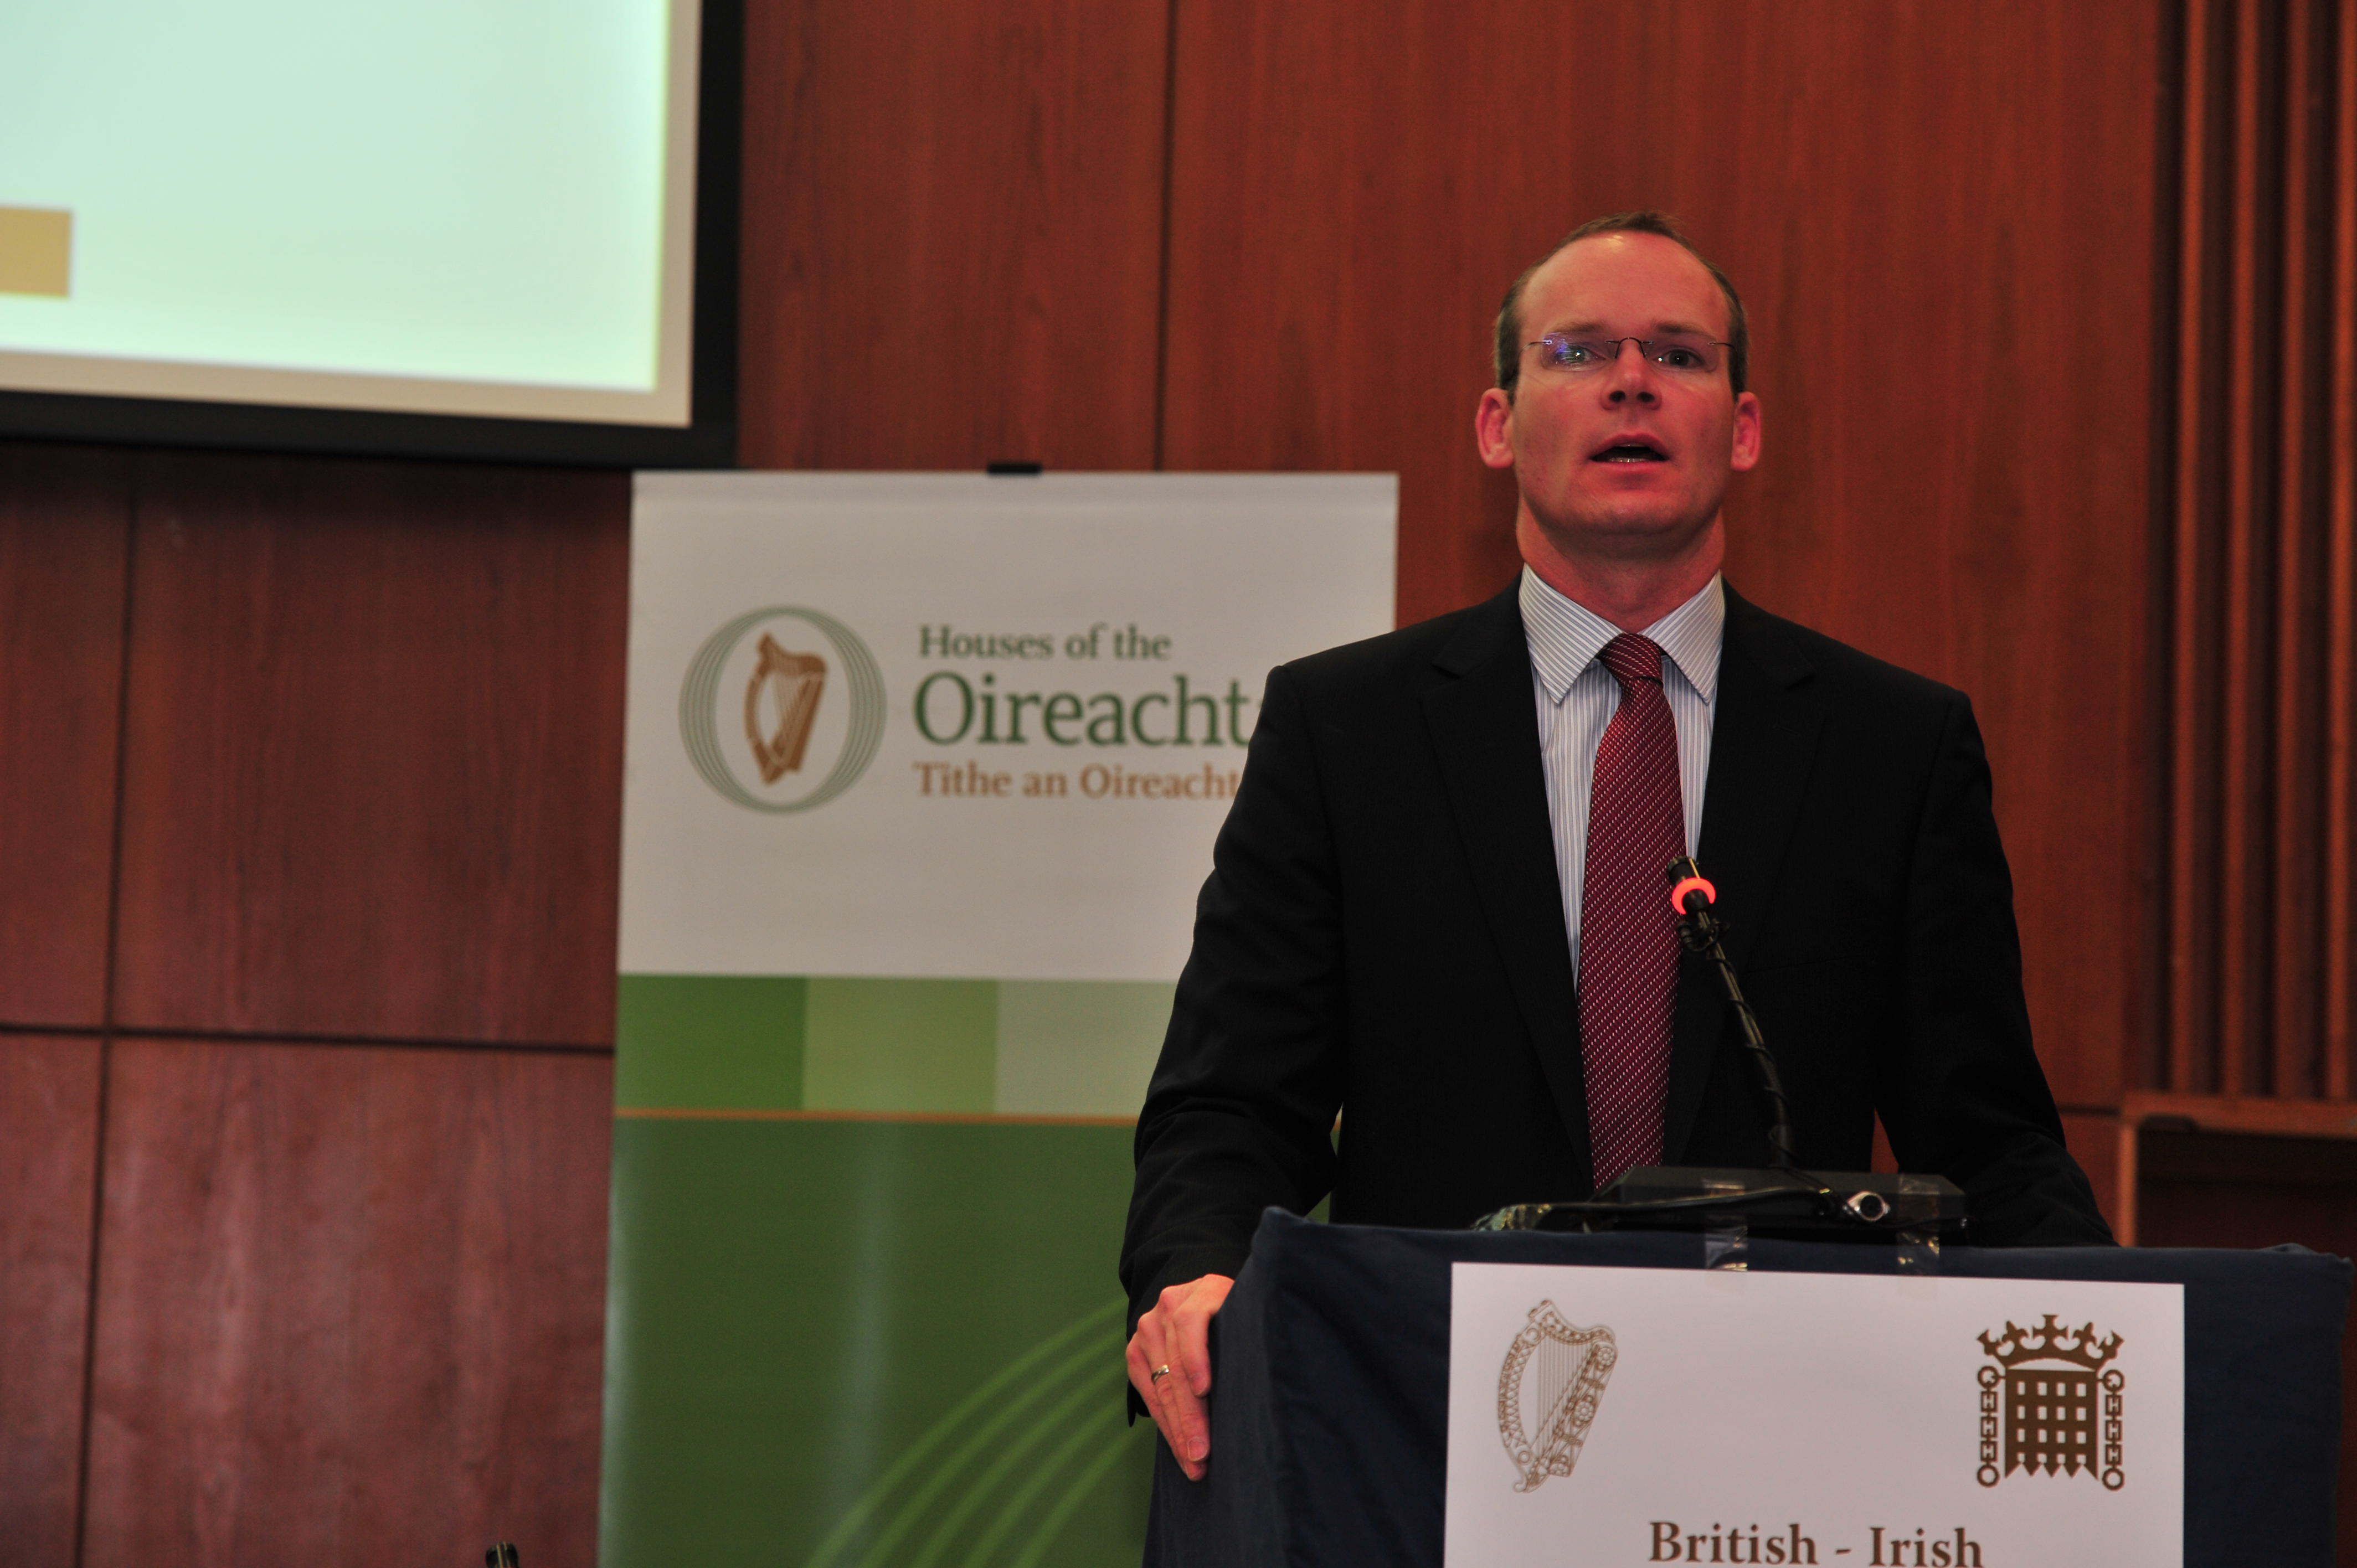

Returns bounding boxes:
[1667,859,1717,919]
[1663,856,1796,1169]
[1465,859,1969,1241]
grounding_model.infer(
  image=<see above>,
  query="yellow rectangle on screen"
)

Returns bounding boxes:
[0,207,73,297]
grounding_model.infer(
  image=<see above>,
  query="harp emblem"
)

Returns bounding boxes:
[744,633,828,783]
[1496,1301,1615,1492]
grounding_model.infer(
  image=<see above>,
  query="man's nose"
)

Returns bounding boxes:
[1604,341,1659,405]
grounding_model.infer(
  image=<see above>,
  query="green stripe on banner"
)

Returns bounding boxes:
[600,1118,1152,1567]
[615,974,1177,1118]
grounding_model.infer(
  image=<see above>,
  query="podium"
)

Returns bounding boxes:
[1144,1211,2353,1567]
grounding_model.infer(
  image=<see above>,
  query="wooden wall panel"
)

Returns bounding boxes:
[2162,0,2357,1102]
[2057,1111,2125,1234]
[735,0,1171,471]
[110,455,630,1045]
[81,1040,611,1568]
[0,1035,102,1568]
[0,442,130,1028]
[1160,0,2159,1109]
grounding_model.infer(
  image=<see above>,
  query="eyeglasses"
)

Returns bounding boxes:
[1526,334,1732,376]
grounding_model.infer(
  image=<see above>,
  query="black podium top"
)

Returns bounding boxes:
[1144,1211,2352,1568]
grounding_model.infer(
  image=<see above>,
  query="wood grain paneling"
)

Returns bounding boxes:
[2057,1111,2124,1234]
[1160,0,2159,1107]
[0,442,130,1027]
[110,453,629,1045]
[2163,0,2357,1102]
[0,1035,101,1568]
[735,0,1171,471]
[81,1039,611,1568]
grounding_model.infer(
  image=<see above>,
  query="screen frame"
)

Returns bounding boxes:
[0,0,740,470]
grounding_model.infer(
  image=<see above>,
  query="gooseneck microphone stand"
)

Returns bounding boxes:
[1665,854,1798,1172]
[1471,857,1967,1242]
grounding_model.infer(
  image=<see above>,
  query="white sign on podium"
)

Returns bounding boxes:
[1446,1263,2183,1567]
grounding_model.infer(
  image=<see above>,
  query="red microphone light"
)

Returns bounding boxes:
[1668,874,1716,915]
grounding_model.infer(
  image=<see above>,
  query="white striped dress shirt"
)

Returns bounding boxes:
[1520,567,1725,984]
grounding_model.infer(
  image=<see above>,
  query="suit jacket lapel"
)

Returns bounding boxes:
[1662,586,1825,1163]
[1419,587,1592,1179]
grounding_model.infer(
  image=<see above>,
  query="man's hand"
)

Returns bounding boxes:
[1125,1273,1234,1481]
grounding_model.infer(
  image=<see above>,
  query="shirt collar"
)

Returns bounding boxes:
[1519,566,1725,706]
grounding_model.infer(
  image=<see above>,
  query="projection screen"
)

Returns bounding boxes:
[0,0,735,465]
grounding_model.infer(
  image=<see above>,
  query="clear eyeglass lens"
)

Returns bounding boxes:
[1535,335,1720,374]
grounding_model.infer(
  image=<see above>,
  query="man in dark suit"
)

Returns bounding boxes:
[1120,212,2111,1479]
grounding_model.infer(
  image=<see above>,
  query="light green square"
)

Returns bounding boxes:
[995,981,1174,1117]
[802,978,998,1113]
[616,974,806,1110]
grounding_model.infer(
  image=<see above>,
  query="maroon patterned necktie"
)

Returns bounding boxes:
[1579,633,1685,1191]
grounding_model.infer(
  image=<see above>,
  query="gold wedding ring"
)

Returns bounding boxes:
[1150,1364,1173,1381]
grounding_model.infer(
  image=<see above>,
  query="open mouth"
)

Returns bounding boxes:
[1592,441,1669,463]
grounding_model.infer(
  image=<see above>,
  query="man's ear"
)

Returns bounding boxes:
[1475,387,1516,470]
[1729,390,1762,473]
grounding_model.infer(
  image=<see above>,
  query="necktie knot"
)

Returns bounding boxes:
[1599,633,1666,693]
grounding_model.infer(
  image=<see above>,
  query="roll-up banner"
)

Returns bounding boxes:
[601,472,1397,1565]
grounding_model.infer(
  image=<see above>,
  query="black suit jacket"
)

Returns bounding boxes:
[1120,581,2112,1325]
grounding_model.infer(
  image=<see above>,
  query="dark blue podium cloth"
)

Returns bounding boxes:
[1144,1211,2352,1568]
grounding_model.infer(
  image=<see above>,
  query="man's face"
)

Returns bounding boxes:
[1475,232,1761,564]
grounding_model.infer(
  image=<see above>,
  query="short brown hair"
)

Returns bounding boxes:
[1492,211,1749,399]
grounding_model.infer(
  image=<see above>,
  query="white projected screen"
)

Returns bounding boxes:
[0,0,699,426]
